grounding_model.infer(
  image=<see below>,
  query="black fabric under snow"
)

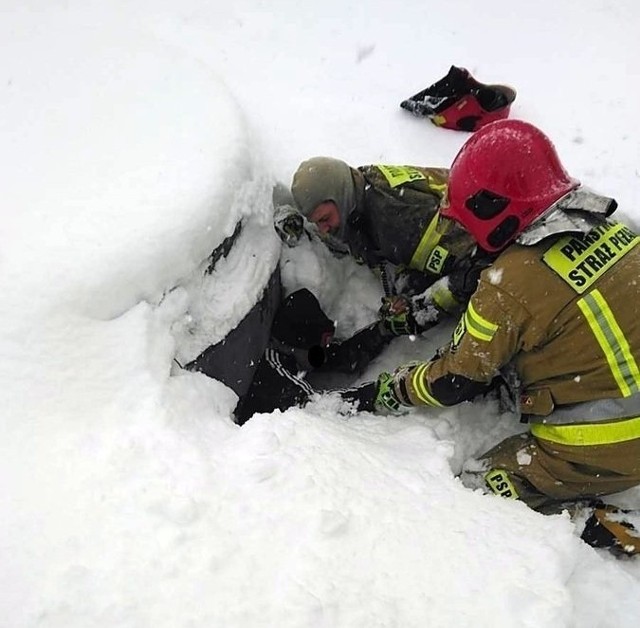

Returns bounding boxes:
[271,289,335,349]
[233,347,380,425]
[339,381,378,413]
[234,348,314,425]
[321,322,391,375]
[234,322,390,425]
[186,271,389,425]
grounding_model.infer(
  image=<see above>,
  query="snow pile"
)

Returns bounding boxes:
[2,1,640,627]
[1,6,251,319]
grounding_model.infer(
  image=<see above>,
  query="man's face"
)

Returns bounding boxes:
[309,201,340,235]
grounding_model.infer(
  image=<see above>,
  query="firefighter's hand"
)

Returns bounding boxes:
[392,361,438,407]
[374,362,429,413]
[379,295,420,336]
[274,204,304,247]
[374,372,405,413]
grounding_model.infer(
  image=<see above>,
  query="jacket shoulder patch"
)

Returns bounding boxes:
[375,165,426,188]
[542,221,639,293]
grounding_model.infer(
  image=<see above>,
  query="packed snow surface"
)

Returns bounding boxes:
[2,1,640,627]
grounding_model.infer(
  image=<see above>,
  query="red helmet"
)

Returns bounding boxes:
[441,119,579,252]
[430,85,516,132]
[400,66,517,132]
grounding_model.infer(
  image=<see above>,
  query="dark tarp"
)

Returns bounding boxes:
[186,266,281,401]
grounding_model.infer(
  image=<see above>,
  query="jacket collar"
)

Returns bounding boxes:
[516,187,618,246]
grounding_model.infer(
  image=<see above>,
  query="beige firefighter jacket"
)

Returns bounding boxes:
[406,220,640,423]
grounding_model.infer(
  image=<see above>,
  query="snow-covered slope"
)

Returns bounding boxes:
[2,1,640,627]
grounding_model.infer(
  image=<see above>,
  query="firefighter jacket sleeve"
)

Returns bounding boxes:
[396,278,530,408]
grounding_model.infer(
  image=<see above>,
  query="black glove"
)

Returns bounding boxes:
[274,204,304,247]
[448,252,495,303]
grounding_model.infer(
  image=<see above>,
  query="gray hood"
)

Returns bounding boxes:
[291,156,356,239]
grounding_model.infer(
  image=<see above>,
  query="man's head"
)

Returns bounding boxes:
[291,157,356,238]
[441,119,579,253]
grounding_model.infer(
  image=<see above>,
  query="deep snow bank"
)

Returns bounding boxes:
[0,8,252,320]
[0,11,279,625]
[2,3,640,627]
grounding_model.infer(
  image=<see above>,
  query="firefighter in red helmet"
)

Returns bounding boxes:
[374,119,640,556]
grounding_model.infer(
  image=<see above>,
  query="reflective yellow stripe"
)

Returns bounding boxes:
[432,284,460,314]
[427,177,447,194]
[578,289,640,397]
[464,301,498,342]
[531,415,640,446]
[410,213,442,272]
[410,363,444,407]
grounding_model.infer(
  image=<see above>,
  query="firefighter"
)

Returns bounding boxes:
[286,157,492,332]
[373,119,640,556]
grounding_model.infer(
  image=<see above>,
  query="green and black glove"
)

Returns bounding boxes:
[374,372,405,413]
[374,362,433,413]
[378,295,421,336]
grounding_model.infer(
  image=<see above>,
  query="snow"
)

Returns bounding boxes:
[2,1,640,627]
[487,267,504,285]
